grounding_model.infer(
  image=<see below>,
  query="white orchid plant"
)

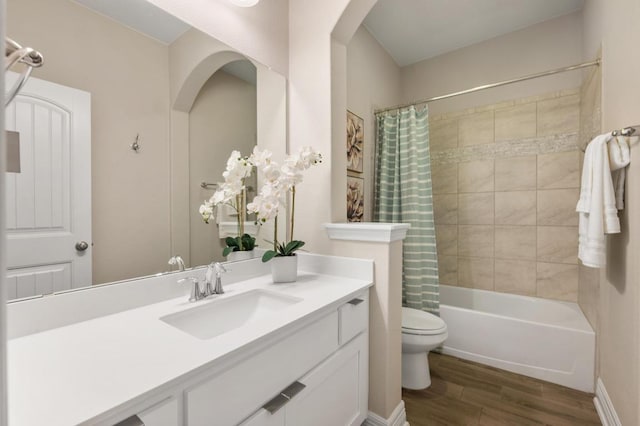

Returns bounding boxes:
[247,146,322,262]
[199,150,257,257]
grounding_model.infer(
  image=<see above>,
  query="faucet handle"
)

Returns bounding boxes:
[179,277,203,302]
[212,262,227,295]
[213,262,228,277]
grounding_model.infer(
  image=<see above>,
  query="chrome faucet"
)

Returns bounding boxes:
[168,255,186,271]
[179,277,204,303]
[180,262,227,303]
[205,262,227,295]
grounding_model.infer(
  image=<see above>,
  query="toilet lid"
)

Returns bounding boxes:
[402,307,446,335]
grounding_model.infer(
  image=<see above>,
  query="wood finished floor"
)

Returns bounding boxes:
[403,353,601,426]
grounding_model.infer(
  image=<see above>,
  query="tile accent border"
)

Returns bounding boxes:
[431,133,579,166]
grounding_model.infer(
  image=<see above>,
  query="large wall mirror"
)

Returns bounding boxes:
[5,0,287,301]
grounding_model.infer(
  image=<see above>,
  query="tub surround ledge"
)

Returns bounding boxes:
[324,222,411,242]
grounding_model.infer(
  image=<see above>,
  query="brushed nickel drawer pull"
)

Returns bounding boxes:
[281,381,306,399]
[114,414,145,426]
[347,298,364,306]
[263,393,290,414]
[263,381,307,414]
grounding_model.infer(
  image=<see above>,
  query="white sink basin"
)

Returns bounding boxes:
[160,289,303,340]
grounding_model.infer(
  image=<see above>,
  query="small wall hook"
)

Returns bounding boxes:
[131,134,141,153]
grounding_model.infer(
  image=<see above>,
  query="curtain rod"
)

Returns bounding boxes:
[374,59,600,115]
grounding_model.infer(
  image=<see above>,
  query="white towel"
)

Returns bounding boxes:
[608,135,630,209]
[577,133,620,268]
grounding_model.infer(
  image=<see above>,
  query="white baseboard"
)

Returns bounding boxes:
[594,378,622,426]
[364,400,407,426]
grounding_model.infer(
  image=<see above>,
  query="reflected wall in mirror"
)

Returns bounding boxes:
[6,0,286,301]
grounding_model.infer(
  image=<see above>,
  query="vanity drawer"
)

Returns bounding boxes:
[185,311,339,426]
[338,292,369,345]
[137,397,179,426]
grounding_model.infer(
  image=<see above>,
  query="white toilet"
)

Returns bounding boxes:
[401,307,448,390]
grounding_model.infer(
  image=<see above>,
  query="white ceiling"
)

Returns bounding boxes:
[73,0,191,44]
[363,0,585,67]
[73,0,584,70]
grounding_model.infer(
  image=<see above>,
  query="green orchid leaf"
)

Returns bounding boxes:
[222,246,234,257]
[225,236,239,248]
[241,233,256,250]
[283,240,305,255]
[262,250,277,262]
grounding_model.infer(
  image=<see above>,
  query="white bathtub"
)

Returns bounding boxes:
[438,284,595,392]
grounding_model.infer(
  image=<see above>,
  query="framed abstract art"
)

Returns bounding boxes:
[347,111,364,173]
[347,176,364,222]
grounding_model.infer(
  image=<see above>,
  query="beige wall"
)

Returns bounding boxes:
[401,12,584,116]
[289,0,377,255]
[289,0,351,254]
[346,26,402,222]
[430,91,582,301]
[583,0,640,423]
[8,0,172,284]
[189,71,257,266]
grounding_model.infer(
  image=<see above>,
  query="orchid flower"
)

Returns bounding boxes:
[247,146,322,261]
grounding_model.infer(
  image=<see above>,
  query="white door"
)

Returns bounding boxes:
[5,73,91,300]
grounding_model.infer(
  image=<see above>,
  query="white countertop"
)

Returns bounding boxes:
[8,266,372,426]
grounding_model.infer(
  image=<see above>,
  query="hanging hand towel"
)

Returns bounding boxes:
[608,135,630,209]
[576,133,619,268]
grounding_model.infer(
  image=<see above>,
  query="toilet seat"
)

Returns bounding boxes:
[402,307,447,336]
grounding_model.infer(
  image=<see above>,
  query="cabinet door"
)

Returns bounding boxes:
[136,397,179,426]
[185,312,338,426]
[285,332,368,426]
[240,408,285,426]
[112,397,179,426]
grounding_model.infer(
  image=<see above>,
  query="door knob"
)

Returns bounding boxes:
[75,241,89,251]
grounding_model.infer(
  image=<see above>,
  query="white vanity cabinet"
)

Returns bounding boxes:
[239,295,369,426]
[190,291,369,426]
[9,256,373,426]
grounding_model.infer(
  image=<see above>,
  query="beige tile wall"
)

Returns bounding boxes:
[577,63,601,330]
[431,90,582,302]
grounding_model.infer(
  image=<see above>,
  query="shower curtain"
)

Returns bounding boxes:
[374,105,439,314]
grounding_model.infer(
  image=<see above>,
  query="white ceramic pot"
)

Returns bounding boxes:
[271,255,298,283]
[226,250,255,262]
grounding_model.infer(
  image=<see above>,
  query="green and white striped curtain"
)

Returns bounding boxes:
[374,106,439,314]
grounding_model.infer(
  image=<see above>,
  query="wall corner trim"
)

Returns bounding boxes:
[364,400,407,426]
[324,222,411,243]
[594,378,622,426]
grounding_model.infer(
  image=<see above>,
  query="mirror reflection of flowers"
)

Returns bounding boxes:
[199,150,256,257]
[247,146,322,262]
